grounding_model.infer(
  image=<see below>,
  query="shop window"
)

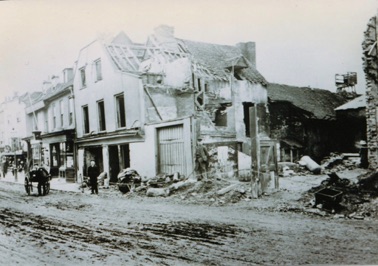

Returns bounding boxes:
[115,94,126,128]
[51,144,59,167]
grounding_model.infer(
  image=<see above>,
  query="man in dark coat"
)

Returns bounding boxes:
[87,160,100,194]
[195,138,210,180]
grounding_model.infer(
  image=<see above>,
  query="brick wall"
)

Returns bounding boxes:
[362,16,378,169]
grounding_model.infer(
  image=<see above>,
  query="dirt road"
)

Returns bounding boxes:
[0,181,377,265]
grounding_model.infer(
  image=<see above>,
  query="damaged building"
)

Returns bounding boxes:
[267,83,351,162]
[363,15,378,169]
[73,25,269,181]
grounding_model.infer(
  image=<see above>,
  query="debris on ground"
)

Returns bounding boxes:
[299,156,321,174]
[320,153,360,173]
[301,171,378,219]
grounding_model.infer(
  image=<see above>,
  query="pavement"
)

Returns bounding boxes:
[0,170,82,192]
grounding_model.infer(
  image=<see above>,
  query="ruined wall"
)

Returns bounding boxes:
[363,16,378,168]
[234,80,268,141]
[144,86,195,123]
[205,142,238,179]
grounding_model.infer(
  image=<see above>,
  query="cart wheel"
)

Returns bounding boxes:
[44,181,50,195]
[24,178,30,196]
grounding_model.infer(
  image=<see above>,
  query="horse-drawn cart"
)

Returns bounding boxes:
[25,167,51,196]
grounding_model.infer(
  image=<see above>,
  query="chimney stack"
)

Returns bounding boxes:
[63,68,73,83]
[51,75,60,88]
[42,80,52,92]
[153,25,179,52]
[236,42,256,68]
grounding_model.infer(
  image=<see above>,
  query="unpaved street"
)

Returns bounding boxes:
[0,181,378,265]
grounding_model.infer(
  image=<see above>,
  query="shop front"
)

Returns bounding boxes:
[41,130,76,182]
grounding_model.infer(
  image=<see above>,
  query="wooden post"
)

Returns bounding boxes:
[250,105,260,198]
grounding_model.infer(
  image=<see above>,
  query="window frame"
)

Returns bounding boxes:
[59,100,64,127]
[94,59,102,82]
[82,105,90,134]
[97,99,106,132]
[52,103,56,129]
[68,97,74,126]
[115,93,126,129]
[80,67,86,88]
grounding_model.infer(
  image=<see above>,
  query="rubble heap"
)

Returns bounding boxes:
[304,171,378,219]
[119,172,255,205]
[320,153,360,173]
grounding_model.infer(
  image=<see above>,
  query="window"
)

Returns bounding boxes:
[80,67,86,88]
[59,100,64,127]
[115,94,126,128]
[97,100,106,131]
[82,105,89,134]
[95,59,102,81]
[52,103,56,129]
[215,107,228,127]
[243,102,255,137]
[68,98,74,125]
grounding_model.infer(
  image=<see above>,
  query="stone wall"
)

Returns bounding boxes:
[362,15,378,169]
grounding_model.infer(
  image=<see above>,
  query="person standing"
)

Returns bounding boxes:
[359,140,368,169]
[195,138,210,180]
[1,157,7,178]
[87,160,99,194]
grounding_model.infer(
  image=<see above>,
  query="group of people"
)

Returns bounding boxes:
[0,156,25,177]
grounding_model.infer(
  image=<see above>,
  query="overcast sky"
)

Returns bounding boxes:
[0,0,377,99]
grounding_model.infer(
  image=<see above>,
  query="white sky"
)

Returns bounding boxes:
[0,0,377,98]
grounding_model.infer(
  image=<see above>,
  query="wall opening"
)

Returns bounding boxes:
[243,102,255,137]
[215,106,228,126]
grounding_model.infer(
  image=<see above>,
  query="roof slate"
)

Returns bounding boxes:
[104,30,268,85]
[267,83,349,120]
[177,39,267,85]
[335,95,366,111]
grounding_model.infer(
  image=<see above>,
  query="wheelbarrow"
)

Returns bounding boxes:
[314,187,343,211]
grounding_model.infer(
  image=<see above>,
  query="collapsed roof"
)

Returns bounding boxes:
[267,83,349,120]
[104,26,267,85]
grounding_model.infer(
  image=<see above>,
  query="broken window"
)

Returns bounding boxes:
[80,67,86,88]
[234,71,243,80]
[243,102,255,137]
[82,105,89,134]
[115,94,126,128]
[215,106,228,127]
[97,100,106,131]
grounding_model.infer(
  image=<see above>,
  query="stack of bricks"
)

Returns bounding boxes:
[362,15,378,169]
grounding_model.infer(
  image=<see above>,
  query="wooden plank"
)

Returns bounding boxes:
[250,105,260,198]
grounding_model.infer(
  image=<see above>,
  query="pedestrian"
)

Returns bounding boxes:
[1,157,7,178]
[359,140,368,168]
[87,160,99,194]
[195,137,210,180]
